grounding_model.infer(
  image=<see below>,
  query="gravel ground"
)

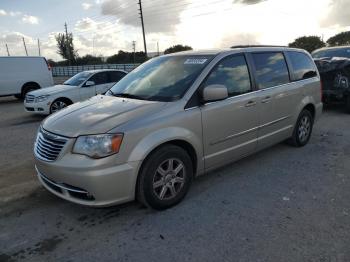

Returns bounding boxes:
[0,97,349,262]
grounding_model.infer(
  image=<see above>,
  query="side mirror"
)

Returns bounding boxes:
[84,81,95,87]
[202,84,228,103]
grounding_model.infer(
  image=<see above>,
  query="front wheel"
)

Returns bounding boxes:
[288,109,314,147]
[137,145,193,210]
[50,99,70,114]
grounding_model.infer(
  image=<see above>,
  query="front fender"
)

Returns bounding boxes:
[127,127,203,173]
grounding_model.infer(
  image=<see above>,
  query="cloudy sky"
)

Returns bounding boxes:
[0,0,349,61]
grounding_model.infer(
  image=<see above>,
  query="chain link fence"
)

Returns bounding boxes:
[51,64,140,77]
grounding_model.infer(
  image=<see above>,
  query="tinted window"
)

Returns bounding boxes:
[90,72,108,85]
[109,71,126,82]
[252,52,290,89]
[64,72,93,86]
[288,52,317,81]
[203,55,251,97]
[312,48,350,59]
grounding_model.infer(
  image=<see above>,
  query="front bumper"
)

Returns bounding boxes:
[24,100,51,115]
[35,158,141,207]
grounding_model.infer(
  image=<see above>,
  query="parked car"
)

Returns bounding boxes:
[34,47,322,210]
[24,69,127,114]
[312,46,350,112]
[0,56,53,99]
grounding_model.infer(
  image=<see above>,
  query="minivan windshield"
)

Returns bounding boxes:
[312,47,350,59]
[108,55,214,102]
[63,72,93,86]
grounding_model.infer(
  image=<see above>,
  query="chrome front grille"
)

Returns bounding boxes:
[25,94,35,103]
[34,129,68,162]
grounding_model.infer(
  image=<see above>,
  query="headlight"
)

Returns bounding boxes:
[72,134,123,158]
[35,95,50,103]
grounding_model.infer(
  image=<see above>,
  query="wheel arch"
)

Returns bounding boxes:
[21,81,41,96]
[128,127,203,176]
[134,138,199,202]
[303,103,315,120]
[52,97,73,105]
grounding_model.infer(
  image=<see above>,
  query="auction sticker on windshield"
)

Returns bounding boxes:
[184,58,208,65]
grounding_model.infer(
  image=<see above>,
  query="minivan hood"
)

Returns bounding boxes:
[29,84,77,96]
[42,95,167,137]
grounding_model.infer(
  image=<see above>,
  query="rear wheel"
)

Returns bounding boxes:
[50,99,71,114]
[288,109,314,147]
[137,145,193,210]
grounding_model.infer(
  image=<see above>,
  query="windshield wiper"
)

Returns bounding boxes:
[112,93,146,100]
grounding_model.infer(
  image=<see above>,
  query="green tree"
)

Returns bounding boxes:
[327,31,350,46]
[55,33,78,64]
[164,44,193,54]
[75,55,104,65]
[106,50,147,64]
[288,36,325,53]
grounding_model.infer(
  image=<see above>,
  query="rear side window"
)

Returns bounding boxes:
[252,52,290,89]
[109,71,126,83]
[202,55,252,97]
[288,51,317,81]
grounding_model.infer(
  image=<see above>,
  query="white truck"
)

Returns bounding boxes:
[0,56,54,99]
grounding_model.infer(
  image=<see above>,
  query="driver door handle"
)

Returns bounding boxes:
[245,100,257,107]
[261,96,271,104]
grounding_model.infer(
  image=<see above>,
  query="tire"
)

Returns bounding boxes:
[50,99,71,114]
[288,109,314,147]
[22,86,37,99]
[137,145,193,210]
[345,96,350,114]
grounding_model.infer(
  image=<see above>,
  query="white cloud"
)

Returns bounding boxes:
[9,11,22,17]
[0,9,7,16]
[75,17,98,31]
[322,0,350,27]
[101,0,190,33]
[82,3,93,10]
[22,15,39,25]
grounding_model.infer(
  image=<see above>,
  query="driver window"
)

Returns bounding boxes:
[202,55,252,97]
[89,72,108,85]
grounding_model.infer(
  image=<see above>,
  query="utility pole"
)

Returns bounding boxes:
[157,41,159,56]
[64,22,71,65]
[138,0,147,57]
[37,38,41,56]
[132,41,136,63]
[5,44,10,56]
[92,35,95,56]
[22,37,28,56]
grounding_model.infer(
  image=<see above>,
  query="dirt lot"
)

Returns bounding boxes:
[0,97,349,262]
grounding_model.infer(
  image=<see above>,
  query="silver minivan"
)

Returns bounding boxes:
[34,47,323,210]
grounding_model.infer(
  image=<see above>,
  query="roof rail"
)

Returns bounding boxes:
[230,45,288,48]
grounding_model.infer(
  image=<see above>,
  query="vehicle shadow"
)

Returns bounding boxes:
[0,96,22,105]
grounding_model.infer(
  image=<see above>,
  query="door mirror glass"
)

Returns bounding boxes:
[84,81,95,87]
[202,84,228,103]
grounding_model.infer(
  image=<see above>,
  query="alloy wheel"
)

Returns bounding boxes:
[51,101,68,113]
[298,115,311,143]
[152,158,186,201]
